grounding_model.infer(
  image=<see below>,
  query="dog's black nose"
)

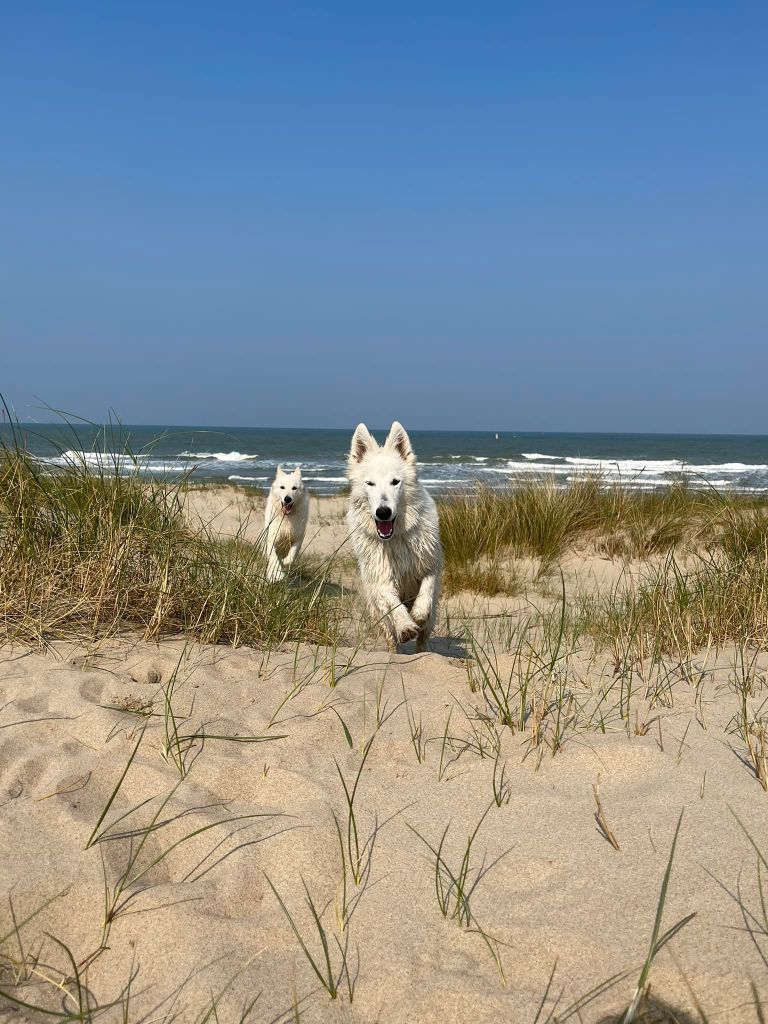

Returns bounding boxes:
[375,506,392,521]
[283,495,293,505]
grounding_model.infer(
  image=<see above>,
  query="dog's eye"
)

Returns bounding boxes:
[391,479,400,486]
[280,485,285,489]
[292,486,297,491]
[365,481,374,487]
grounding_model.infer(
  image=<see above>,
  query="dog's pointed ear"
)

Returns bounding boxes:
[276,464,283,475]
[292,467,301,477]
[349,423,376,464]
[385,422,415,464]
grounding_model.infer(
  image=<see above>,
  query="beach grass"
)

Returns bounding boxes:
[570,543,768,656]
[440,480,768,660]
[0,441,342,651]
[438,478,767,592]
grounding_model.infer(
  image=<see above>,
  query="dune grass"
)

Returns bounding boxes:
[440,480,768,660]
[0,441,342,650]
[438,478,767,594]
[569,543,768,657]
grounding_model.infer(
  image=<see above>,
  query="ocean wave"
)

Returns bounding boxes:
[35,454,199,478]
[24,442,768,496]
[35,451,186,474]
[562,457,768,475]
[470,459,768,484]
[40,450,152,467]
[474,464,572,475]
[180,451,259,462]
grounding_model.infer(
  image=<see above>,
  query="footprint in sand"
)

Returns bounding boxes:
[77,674,108,704]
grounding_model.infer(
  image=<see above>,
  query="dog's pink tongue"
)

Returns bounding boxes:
[378,520,394,537]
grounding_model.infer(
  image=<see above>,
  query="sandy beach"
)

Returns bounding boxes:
[1,487,767,1022]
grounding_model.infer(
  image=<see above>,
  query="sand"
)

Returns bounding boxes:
[1,488,767,1022]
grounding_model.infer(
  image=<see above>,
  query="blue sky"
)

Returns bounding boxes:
[2,2,766,432]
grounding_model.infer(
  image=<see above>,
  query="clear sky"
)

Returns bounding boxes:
[2,2,766,433]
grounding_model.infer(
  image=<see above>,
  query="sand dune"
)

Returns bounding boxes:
[1,491,767,1022]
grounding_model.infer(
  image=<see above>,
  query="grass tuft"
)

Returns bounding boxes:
[0,439,341,650]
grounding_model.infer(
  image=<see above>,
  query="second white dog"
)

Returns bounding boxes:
[263,466,309,581]
[346,421,442,651]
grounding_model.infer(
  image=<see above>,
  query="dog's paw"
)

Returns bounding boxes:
[411,606,430,627]
[397,623,419,644]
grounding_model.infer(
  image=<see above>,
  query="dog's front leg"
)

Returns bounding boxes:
[411,572,439,651]
[282,542,301,567]
[266,549,285,582]
[371,582,418,646]
[411,573,438,627]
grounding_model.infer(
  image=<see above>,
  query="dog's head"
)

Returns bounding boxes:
[347,422,418,540]
[270,465,304,516]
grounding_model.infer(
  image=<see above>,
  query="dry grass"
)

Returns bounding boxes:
[593,782,621,851]
[443,558,522,597]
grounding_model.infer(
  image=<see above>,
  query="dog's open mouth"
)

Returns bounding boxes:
[375,517,395,539]
[282,505,293,516]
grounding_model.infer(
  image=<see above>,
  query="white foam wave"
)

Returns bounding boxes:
[472,459,768,485]
[27,443,768,496]
[180,451,259,462]
[89,452,148,464]
[421,478,469,484]
[41,450,152,468]
[475,464,572,475]
[562,457,767,475]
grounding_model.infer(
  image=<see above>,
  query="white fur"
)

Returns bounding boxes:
[346,422,443,651]
[263,466,309,582]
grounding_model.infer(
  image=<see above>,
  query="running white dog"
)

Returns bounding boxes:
[346,422,442,651]
[263,466,309,581]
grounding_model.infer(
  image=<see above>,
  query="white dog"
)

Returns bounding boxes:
[263,466,309,581]
[346,422,442,651]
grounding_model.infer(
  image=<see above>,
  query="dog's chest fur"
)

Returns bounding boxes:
[266,497,306,555]
[347,487,441,601]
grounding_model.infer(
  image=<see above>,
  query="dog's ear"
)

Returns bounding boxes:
[385,422,415,464]
[292,467,301,478]
[276,464,283,475]
[349,423,376,464]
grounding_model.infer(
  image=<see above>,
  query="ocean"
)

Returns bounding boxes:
[3,424,768,496]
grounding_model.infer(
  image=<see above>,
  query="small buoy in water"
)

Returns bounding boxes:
[495,433,499,440]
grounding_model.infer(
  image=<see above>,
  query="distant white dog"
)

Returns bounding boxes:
[264,466,309,581]
[346,422,442,651]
